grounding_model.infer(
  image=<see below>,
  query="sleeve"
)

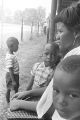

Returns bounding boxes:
[64,46,80,59]
[31,63,40,76]
[36,78,53,118]
[5,54,13,69]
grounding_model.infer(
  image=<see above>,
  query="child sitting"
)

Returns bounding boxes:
[52,55,80,120]
[26,42,61,90]
[5,37,19,103]
[10,42,61,111]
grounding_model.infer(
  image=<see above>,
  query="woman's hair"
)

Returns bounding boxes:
[57,55,80,73]
[54,1,80,31]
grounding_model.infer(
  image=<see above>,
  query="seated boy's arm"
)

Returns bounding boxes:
[9,68,16,87]
[26,76,34,90]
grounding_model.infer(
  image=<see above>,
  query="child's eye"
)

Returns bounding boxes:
[69,94,79,98]
[53,88,59,94]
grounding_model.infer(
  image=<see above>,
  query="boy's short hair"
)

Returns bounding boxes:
[57,55,80,73]
[6,37,19,48]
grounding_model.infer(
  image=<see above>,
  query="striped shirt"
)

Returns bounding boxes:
[5,52,19,74]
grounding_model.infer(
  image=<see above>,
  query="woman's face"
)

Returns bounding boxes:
[56,22,75,56]
[56,22,69,41]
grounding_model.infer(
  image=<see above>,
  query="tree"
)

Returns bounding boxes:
[23,7,46,38]
[14,10,23,24]
[36,7,46,35]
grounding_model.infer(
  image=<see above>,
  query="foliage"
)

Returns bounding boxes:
[14,7,46,26]
[13,10,23,24]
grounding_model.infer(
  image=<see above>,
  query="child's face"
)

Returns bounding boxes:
[53,69,80,120]
[43,45,56,67]
[11,41,19,52]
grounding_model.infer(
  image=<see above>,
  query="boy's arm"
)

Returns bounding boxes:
[12,87,46,100]
[26,76,34,90]
[9,68,16,87]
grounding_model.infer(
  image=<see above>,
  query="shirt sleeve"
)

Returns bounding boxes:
[64,46,80,59]
[5,54,13,69]
[31,62,40,76]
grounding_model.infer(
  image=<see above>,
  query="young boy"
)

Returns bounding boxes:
[27,42,61,90]
[5,37,19,103]
[53,55,80,120]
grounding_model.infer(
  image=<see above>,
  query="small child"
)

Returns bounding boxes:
[52,55,80,120]
[5,37,19,103]
[27,42,61,90]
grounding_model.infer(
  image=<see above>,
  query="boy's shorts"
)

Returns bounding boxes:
[6,72,19,91]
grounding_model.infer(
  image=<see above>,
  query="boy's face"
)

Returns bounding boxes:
[53,68,80,120]
[43,45,56,67]
[12,41,19,52]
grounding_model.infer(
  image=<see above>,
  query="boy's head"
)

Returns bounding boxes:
[43,42,60,68]
[6,37,19,52]
[53,55,80,120]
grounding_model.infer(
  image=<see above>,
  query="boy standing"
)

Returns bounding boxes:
[5,37,19,103]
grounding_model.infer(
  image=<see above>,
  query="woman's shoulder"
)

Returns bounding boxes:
[64,46,80,58]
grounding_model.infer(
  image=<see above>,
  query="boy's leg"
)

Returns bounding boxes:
[14,74,19,93]
[6,72,11,103]
[6,88,10,103]
[10,90,15,101]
